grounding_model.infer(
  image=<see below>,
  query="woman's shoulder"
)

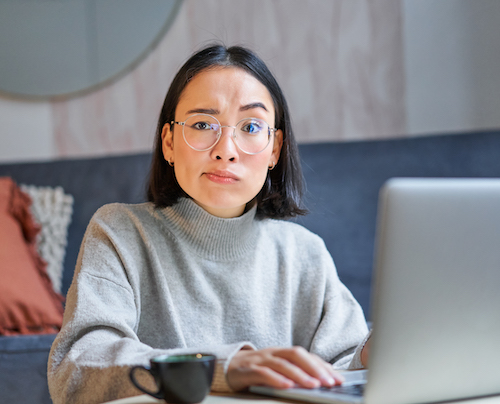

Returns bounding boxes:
[94,201,154,214]
[257,218,335,275]
[261,217,318,234]
[91,202,156,224]
[259,217,326,247]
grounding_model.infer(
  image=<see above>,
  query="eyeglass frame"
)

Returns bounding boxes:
[170,113,277,155]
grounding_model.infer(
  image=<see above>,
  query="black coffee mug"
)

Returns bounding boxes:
[130,353,216,403]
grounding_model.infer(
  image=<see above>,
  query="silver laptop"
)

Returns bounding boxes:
[251,178,500,404]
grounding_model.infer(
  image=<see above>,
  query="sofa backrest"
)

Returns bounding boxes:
[1,131,499,319]
[295,131,500,318]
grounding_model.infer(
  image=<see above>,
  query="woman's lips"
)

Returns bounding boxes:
[204,170,239,184]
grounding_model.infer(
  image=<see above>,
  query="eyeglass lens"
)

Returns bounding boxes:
[182,114,271,154]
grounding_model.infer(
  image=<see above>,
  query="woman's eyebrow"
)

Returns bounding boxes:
[186,103,268,115]
[186,108,220,115]
[240,102,269,112]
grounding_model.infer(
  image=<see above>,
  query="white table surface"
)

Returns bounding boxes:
[105,392,500,404]
[104,392,275,404]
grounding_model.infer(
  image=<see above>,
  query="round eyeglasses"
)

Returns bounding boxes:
[171,114,276,155]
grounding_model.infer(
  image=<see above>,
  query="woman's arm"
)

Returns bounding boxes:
[225,235,368,391]
[48,270,250,403]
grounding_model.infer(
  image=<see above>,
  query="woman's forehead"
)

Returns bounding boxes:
[176,66,275,116]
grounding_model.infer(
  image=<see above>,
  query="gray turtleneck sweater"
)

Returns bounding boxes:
[48,198,368,404]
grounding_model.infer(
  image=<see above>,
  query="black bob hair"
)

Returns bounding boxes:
[147,44,307,219]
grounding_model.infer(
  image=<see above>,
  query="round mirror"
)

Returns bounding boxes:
[0,0,182,99]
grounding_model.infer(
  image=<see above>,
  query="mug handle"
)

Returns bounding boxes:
[129,365,163,399]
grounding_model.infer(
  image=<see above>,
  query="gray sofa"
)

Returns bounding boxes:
[0,131,499,404]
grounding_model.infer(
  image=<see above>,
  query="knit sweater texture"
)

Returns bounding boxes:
[48,198,369,404]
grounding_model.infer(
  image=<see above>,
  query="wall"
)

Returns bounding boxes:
[1,0,499,163]
[403,0,500,136]
[0,0,405,162]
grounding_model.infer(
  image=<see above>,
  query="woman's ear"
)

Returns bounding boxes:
[161,123,174,164]
[269,129,283,168]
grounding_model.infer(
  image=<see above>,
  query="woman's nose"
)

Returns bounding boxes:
[211,127,238,162]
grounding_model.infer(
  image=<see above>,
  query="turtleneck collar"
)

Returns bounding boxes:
[160,198,258,261]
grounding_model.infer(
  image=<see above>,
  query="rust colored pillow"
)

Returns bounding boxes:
[0,177,64,335]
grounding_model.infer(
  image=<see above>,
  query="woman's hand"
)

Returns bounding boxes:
[361,336,370,368]
[226,346,344,392]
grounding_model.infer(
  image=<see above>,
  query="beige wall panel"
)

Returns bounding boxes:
[51,0,405,157]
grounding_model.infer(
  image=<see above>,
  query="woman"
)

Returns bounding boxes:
[48,44,370,404]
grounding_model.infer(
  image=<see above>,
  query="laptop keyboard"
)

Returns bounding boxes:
[320,383,365,397]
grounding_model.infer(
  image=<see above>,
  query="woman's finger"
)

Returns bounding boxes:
[273,347,344,387]
[256,354,322,388]
[227,357,295,391]
[227,347,344,392]
[227,348,319,390]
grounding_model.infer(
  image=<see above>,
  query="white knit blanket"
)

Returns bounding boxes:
[21,184,74,293]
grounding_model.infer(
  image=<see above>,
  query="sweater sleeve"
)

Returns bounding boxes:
[305,238,370,370]
[348,330,372,370]
[47,209,253,404]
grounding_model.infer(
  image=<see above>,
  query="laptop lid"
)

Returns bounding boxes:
[366,178,500,404]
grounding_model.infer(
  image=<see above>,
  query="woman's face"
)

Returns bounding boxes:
[162,67,282,218]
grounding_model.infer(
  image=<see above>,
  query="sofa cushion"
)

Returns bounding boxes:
[0,177,64,335]
[21,184,74,293]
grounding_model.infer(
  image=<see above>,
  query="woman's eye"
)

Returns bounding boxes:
[192,121,212,131]
[242,121,264,134]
